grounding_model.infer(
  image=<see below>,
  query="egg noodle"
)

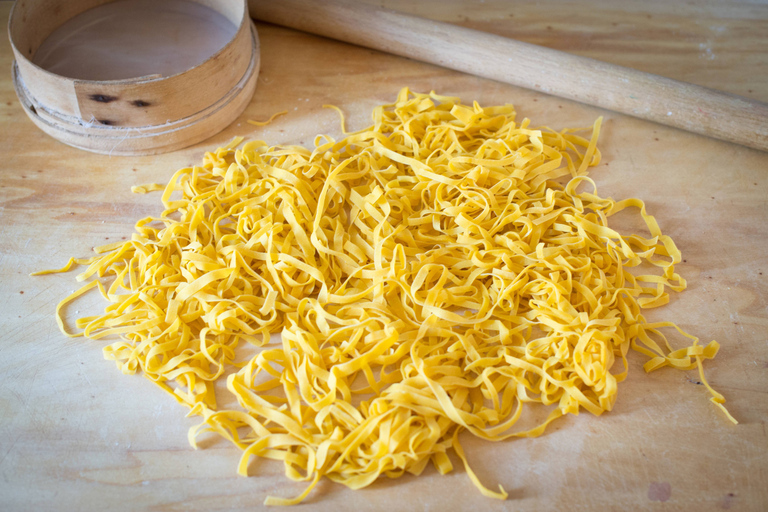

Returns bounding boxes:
[35,88,734,505]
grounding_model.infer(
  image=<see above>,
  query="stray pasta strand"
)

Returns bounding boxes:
[248,110,288,126]
[37,88,734,506]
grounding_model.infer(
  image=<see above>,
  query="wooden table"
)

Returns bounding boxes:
[1,1,766,510]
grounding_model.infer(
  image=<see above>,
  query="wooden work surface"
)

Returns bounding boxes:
[1,1,767,510]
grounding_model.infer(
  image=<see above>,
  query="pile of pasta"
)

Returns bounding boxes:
[43,89,733,505]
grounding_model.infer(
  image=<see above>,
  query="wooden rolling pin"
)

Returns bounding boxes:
[249,0,768,152]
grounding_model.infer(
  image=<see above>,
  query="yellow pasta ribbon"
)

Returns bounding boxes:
[131,183,165,194]
[248,110,288,126]
[37,88,735,506]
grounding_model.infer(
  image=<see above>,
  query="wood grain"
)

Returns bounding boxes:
[250,0,768,152]
[1,1,767,511]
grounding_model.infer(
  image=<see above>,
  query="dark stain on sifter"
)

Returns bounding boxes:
[648,482,672,502]
[90,94,118,103]
[720,492,736,509]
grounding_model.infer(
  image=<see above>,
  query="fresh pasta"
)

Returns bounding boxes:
[36,88,734,505]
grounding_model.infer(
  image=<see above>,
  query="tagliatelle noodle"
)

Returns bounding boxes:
[130,183,165,194]
[39,88,735,506]
[248,110,289,126]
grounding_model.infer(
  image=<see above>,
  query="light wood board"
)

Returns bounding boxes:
[1,1,766,510]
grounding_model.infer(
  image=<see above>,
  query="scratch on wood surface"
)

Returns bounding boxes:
[0,433,23,467]
[738,314,768,327]
[714,385,767,395]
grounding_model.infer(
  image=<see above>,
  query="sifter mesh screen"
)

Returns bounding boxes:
[33,0,237,81]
